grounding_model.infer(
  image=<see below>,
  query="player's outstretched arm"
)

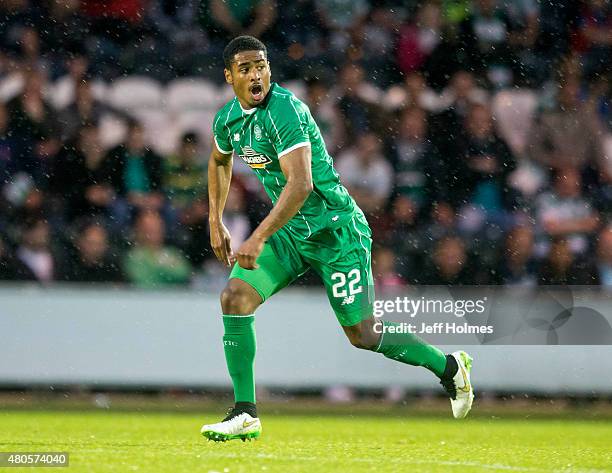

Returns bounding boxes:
[208,138,235,266]
[236,145,313,269]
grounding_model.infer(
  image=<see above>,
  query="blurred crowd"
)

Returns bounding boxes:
[0,0,611,289]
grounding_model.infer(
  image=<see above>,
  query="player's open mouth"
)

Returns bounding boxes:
[249,83,264,102]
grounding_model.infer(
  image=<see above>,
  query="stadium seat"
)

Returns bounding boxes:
[281,80,307,101]
[141,110,182,155]
[492,89,537,157]
[107,76,164,112]
[98,113,128,150]
[50,77,108,110]
[0,73,24,102]
[166,78,220,111]
[177,110,216,140]
[219,84,235,104]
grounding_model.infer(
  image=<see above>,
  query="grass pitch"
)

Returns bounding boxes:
[0,410,611,473]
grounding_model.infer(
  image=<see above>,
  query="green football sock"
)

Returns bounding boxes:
[374,320,447,378]
[222,315,256,404]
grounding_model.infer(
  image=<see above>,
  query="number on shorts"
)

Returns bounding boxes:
[331,269,363,298]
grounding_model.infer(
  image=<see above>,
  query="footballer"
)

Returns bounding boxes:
[201,36,474,442]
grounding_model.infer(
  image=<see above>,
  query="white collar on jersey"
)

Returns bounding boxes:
[238,100,257,115]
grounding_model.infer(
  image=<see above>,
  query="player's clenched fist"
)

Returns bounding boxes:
[210,221,234,267]
[236,235,264,270]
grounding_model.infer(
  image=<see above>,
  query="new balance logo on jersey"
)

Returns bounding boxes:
[239,146,272,169]
[341,295,356,305]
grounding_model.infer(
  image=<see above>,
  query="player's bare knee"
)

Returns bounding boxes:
[344,323,378,350]
[344,319,380,350]
[220,281,259,315]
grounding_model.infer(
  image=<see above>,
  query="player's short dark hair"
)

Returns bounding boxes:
[223,36,267,69]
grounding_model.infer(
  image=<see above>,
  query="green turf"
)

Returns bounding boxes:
[0,410,611,473]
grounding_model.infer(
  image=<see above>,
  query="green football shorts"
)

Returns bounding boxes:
[229,212,375,326]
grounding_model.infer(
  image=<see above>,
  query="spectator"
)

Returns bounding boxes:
[424,201,457,242]
[437,70,489,113]
[315,0,369,53]
[496,225,537,287]
[15,216,55,283]
[384,195,427,283]
[147,0,207,76]
[504,0,541,84]
[105,121,165,219]
[164,132,210,266]
[528,78,604,171]
[15,26,47,71]
[416,235,472,285]
[49,124,117,223]
[585,73,610,136]
[505,0,540,51]
[596,149,612,221]
[458,0,515,86]
[6,69,60,183]
[147,0,199,40]
[428,70,488,162]
[40,0,88,58]
[373,246,407,295]
[334,62,383,139]
[80,0,151,78]
[595,225,612,287]
[535,167,600,255]
[575,0,612,79]
[271,0,328,75]
[453,103,516,227]
[335,132,393,217]
[81,0,146,28]
[536,0,580,69]
[0,102,17,188]
[357,6,399,85]
[206,0,277,42]
[0,0,44,57]
[52,54,94,110]
[57,79,106,143]
[538,237,599,285]
[397,1,444,75]
[58,221,124,283]
[383,71,445,113]
[391,107,433,210]
[305,78,345,153]
[0,235,32,280]
[124,210,191,288]
[164,132,206,211]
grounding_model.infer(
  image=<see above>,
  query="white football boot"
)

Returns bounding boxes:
[440,351,474,419]
[201,409,262,442]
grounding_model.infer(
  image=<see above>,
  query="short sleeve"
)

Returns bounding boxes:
[212,109,233,155]
[268,98,311,158]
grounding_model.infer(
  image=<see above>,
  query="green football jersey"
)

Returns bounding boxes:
[213,82,359,239]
